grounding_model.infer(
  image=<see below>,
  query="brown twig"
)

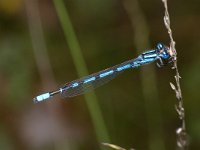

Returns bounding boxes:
[161,0,188,149]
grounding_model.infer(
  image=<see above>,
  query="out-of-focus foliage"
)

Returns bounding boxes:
[0,36,32,108]
[0,0,23,15]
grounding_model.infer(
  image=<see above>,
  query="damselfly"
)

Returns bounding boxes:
[33,43,171,103]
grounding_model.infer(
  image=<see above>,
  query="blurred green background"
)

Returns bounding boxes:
[0,0,199,150]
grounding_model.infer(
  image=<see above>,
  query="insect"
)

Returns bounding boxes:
[33,43,171,103]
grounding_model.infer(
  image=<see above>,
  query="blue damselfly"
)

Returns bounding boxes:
[34,43,171,103]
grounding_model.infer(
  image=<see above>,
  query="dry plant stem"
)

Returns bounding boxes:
[102,143,135,150]
[102,143,126,150]
[162,0,188,149]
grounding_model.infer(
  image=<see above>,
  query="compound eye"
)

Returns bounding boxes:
[156,43,164,50]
